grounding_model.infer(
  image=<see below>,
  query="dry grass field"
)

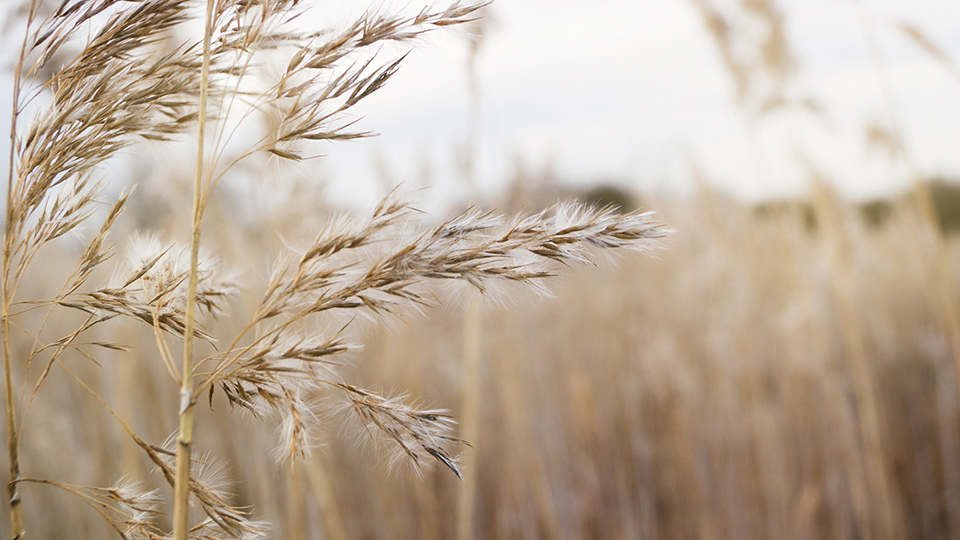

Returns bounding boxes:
[8,179,960,539]
[316,186,960,540]
[2,0,960,539]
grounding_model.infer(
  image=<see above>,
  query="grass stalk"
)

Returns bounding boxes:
[1,245,23,540]
[456,299,481,540]
[303,456,349,540]
[173,0,216,537]
[1,281,22,540]
[3,2,39,537]
[286,468,306,540]
[495,322,561,539]
[1,257,23,540]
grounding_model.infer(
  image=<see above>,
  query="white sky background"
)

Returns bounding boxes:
[2,0,960,211]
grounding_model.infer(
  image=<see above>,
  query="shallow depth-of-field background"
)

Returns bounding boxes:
[14,174,960,539]
[5,0,960,539]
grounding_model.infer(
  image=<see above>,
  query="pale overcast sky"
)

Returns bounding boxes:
[3,0,960,211]
[315,0,960,208]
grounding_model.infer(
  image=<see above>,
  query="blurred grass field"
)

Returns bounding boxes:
[7,177,960,538]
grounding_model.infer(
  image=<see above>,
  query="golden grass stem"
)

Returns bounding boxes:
[286,468,305,540]
[3,2,39,537]
[495,321,561,539]
[173,0,215,537]
[1,288,22,540]
[1,269,23,540]
[303,456,349,540]
[456,299,481,540]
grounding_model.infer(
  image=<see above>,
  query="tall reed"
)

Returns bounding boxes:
[173,0,214,536]
[0,1,671,537]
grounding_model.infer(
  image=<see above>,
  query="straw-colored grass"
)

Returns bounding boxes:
[4,176,958,538]
[3,0,957,538]
[0,1,670,537]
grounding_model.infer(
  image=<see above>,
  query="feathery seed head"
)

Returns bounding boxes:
[338,383,464,478]
[120,233,237,314]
